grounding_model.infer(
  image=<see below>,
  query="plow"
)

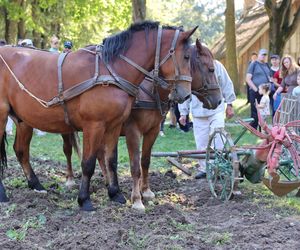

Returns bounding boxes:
[152,95,300,200]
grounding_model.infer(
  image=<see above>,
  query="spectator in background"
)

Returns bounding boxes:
[0,39,6,46]
[246,52,258,104]
[179,60,236,179]
[273,65,283,112]
[63,41,73,53]
[246,48,271,129]
[20,39,34,48]
[292,72,300,97]
[49,36,59,53]
[274,55,299,98]
[269,54,280,116]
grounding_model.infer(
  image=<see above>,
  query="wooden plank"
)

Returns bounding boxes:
[166,157,192,176]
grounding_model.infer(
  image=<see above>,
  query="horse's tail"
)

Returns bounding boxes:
[0,132,7,179]
[69,132,81,160]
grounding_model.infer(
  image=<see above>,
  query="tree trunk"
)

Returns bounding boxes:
[265,0,300,57]
[17,0,26,40]
[132,0,146,22]
[5,19,18,45]
[225,0,239,94]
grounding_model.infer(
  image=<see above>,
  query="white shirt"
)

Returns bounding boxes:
[179,60,236,117]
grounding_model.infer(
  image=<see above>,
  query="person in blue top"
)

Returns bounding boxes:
[246,48,271,129]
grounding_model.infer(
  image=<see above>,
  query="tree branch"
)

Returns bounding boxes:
[285,6,300,40]
[264,0,273,17]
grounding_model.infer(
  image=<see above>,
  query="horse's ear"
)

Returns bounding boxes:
[196,38,203,53]
[182,26,198,40]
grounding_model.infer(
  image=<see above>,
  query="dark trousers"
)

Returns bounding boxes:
[249,89,262,129]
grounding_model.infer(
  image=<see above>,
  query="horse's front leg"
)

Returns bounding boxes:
[77,123,105,211]
[125,126,144,210]
[14,122,46,193]
[140,125,161,200]
[105,127,126,204]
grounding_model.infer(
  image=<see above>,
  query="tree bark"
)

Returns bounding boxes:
[132,0,146,22]
[265,0,300,57]
[225,0,239,94]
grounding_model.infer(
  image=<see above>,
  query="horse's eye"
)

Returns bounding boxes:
[209,68,214,73]
[184,54,190,60]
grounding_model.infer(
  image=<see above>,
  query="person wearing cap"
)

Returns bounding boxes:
[20,39,34,47]
[269,54,280,115]
[246,48,271,129]
[49,35,59,53]
[63,41,73,53]
[0,39,6,46]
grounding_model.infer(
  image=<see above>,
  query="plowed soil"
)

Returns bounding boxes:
[0,157,299,249]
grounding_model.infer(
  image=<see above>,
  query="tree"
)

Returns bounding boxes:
[132,0,146,22]
[265,0,300,57]
[225,0,239,93]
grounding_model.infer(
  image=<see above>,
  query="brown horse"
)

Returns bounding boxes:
[0,21,197,211]
[10,39,220,210]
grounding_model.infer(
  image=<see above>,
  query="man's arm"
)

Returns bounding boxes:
[246,73,258,92]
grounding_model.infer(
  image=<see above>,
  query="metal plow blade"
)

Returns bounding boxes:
[262,173,300,197]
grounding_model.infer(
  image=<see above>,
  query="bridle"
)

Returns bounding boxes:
[191,51,220,107]
[119,26,192,90]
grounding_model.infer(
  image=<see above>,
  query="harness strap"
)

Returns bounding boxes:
[57,52,71,125]
[47,75,137,107]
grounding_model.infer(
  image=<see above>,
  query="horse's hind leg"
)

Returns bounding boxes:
[140,126,160,200]
[14,122,46,193]
[62,134,76,187]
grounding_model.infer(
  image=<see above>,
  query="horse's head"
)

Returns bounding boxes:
[190,39,222,109]
[158,26,197,104]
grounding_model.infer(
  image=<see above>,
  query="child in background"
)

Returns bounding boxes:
[256,83,271,121]
[292,72,300,97]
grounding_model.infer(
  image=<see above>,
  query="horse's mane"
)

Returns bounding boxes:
[102,20,189,64]
[190,44,214,73]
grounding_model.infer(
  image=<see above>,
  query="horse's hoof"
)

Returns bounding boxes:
[29,181,46,193]
[34,189,47,194]
[79,199,95,211]
[132,200,145,211]
[65,179,76,188]
[232,190,242,196]
[110,193,127,204]
[142,189,155,200]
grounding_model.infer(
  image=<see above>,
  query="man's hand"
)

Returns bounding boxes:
[226,105,234,119]
[179,115,186,126]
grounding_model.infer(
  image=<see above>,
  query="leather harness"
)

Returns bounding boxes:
[48,26,192,125]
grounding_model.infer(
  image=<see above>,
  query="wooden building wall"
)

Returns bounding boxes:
[221,25,300,94]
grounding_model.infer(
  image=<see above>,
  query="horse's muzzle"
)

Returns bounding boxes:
[169,83,191,104]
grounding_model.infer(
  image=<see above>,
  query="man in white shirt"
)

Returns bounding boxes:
[179,60,236,179]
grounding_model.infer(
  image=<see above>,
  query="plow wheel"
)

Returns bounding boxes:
[206,128,239,201]
[263,143,300,197]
